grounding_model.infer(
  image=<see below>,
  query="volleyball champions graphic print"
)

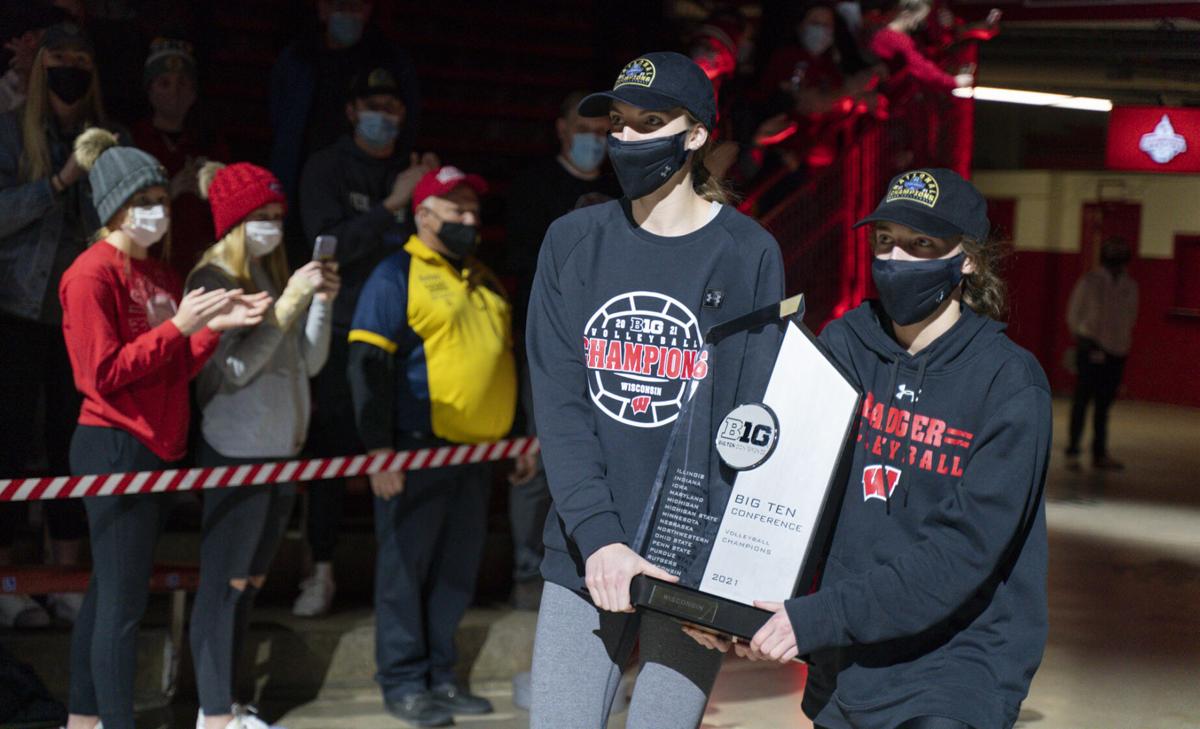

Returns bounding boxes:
[583,292,709,428]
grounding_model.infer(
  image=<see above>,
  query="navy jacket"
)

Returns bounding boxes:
[0,110,100,323]
[790,302,1051,729]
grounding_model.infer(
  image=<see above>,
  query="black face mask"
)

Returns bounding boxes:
[47,66,92,105]
[607,131,690,200]
[436,219,479,258]
[1101,252,1130,270]
[872,254,965,326]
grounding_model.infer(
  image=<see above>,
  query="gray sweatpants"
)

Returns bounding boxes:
[531,581,722,729]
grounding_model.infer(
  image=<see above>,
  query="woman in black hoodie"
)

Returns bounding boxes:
[687,168,1051,729]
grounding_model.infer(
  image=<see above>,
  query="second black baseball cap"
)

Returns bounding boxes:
[854,168,991,242]
[578,51,717,130]
[349,67,403,102]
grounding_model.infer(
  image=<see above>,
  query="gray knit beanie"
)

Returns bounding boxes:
[74,128,169,225]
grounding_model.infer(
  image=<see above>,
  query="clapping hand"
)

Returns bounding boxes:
[169,156,205,199]
[384,151,441,212]
[207,291,273,331]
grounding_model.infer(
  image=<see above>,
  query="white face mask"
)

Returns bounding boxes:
[244,220,283,257]
[122,205,169,248]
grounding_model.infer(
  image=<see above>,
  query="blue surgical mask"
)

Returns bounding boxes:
[836,2,863,33]
[568,133,606,173]
[871,253,965,325]
[801,24,834,56]
[355,110,399,149]
[328,12,365,47]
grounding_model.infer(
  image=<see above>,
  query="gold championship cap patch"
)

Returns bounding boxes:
[614,58,655,89]
[886,171,940,208]
[369,68,397,87]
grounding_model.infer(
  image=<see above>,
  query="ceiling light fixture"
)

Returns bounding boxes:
[952,86,1113,112]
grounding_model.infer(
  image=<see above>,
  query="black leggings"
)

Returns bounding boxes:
[190,439,296,714]
[819,718,976,729]
[1067,338,1126,459]
[67,426,174,729]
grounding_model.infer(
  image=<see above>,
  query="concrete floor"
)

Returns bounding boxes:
[269,398,1200,729]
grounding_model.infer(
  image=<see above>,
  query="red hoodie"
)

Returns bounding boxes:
[869,27,958,93]
[59,241,220,462]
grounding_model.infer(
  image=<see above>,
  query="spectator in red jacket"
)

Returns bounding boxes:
[868,0,974,97]
[59,128,269,729]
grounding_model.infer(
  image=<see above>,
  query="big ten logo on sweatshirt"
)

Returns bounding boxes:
[127,270,178,335]
[582,291,709,428]
[857,389,975,502]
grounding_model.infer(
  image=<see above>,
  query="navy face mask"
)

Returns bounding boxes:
[607,131,690,200]
[871,253,965,325]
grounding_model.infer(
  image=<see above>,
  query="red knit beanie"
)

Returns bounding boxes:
[200,162,287,240]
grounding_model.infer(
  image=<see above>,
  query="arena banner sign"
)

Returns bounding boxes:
[1107,106,1200,174]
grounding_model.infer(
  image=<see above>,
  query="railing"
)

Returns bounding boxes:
[744,91,973,329]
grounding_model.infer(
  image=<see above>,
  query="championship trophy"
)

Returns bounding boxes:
[629,295,861,639]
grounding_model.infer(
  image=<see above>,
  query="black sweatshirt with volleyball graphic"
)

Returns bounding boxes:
[526,199,784,589]
[790,302,1051,729]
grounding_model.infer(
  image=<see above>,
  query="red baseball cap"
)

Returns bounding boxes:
[411,166,488,212]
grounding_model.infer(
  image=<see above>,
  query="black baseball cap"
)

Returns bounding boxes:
[854,168,990,241]
[40,22,93,53]
[578,51,717,130]
[349,67,403,102]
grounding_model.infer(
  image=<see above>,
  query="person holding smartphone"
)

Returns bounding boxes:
[525,52,785,729]
[60,129,270,729]
[185,161,339,729]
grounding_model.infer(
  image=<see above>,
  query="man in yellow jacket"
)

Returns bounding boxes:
[348,166,516,727]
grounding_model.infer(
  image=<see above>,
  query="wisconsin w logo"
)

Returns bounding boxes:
[862,465,902,502]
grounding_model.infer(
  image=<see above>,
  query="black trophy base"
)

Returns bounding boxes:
[630,575,773,640]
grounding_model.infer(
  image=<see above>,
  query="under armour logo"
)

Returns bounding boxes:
[896,384,919,403]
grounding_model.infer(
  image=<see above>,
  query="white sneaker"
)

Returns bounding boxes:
[0,593,51,628]
[198,706,286,729]
[291,575,335,617]
[48,592,85,624]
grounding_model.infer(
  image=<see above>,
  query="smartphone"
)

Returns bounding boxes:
[313,235,337,262]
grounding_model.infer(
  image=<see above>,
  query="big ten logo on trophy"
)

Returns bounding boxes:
[715,403,780,470]
[583,292,709,428]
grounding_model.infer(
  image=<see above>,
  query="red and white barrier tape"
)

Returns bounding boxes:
[0,437,539,502]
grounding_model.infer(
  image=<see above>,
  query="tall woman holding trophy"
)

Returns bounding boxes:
[524,52,785,729]
[688,168,1051,729]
